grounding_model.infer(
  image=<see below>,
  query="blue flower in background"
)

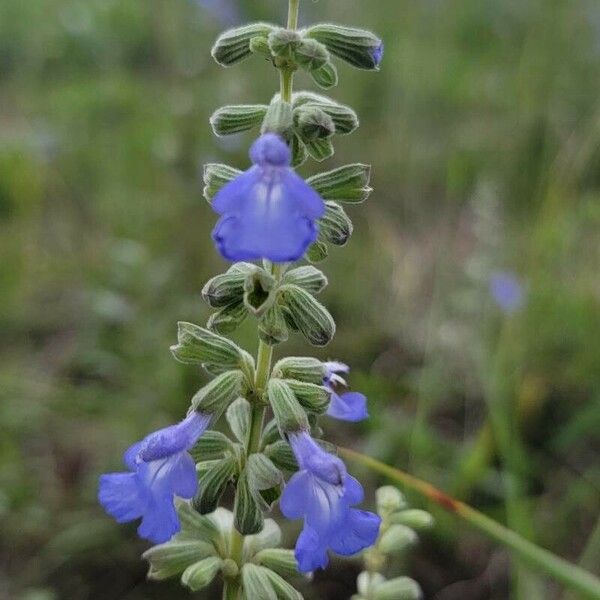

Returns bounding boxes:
[98,411,210,543]
[197,0,242,26]
[324,361,368,422]
[280,431,381,572]
[490,271,525,313]
[211,133,325,262]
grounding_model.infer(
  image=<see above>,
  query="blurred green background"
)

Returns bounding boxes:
[1,0,600,598]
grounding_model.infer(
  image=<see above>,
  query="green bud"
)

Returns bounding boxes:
[282,266,328,295]
[190,430,235,462]
[202,263,255,308]
[207,300,247,335]
[272,356,325,385]
[319,201,353,246]
[244,268,276,316]
[268,28,302,57]
[171,322,245,369]
[143,539,216,581]
[284,379,330,414]
[176,499,221,543]
[212,23,275,67]
[376,486,407,515]
[191,370,245,417]
[295,106,336,141]
[210,104,268,136]
[291,133,308,167]
[241,564,278,600]
[378,524,418,554]
[390,509,435,530]
[357,572,385,597]
[226,397,251,444]
[306,24,383,70]
[294,38,330,71]
[221,558,239,578]
[249,35,272,58]
[260,418,282,447]
[310,61,338,89]
[304,137,334,162]
[244,519,282,558]
[264,440,298,472]
[181,556,223,592]
[254,548,299,579]
[246,453,283,509]
[307,163,372,203]
[203,163,242,202]
[267,378,309,432]
[261,99,294,138]
[258,304,289,346]
[373,577,422,600]
[234,471,264,535]
[278,285,336,346]
[293,92,359,134]
[193,455,237,514]
[263,567,303,600]
[305,240,329,263]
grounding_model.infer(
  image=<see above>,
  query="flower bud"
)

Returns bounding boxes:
[254,548,299,578]
[305,137,334,162]
[295,106,336,141]
[307,163,372,203]
[267,378,310,432]
[284,379,330,414]
[207,301,247,335]
[306,24,384,70]
[373,577,422,600]
[268,28,302,57]
[212,23,275,67]
[191,369,245,417]
[305,240,329,263]
[203,163,242,202]
[176,499,221,543]
[242,564,301,600]
[281,266,328,294]
[144,539,216,581]
[272,356,326,385]
[244,268,276,316]
[258,304,289,346]
[249,35,272,58]
[294,38,330,71]
[189,430,235,462]
[210,104,268,136]
[234,471,264,535]
[171,322,245,369]
[357,572,386,597]
[291,133,308,167]
[319,201,353,246]
[277,284,336,346]
[264,440,298,472]
[194,455,237,514]
[378,524,418,554]
[261,99,294,139]
[390,509,435,530]
[244,519,282,557]
[376,486,407,515]
[202,263,255,308]
[226,397,251,444]
[310,61,338,89]
[181,556,223,592]
[293,92,359,134]
[246,453,283,509]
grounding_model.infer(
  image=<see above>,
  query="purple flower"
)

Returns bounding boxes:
[280,431,381,572]
[372,42,384,67]
[489,271,525,313]
[324,361,368,422]
[211,134,325,262]
[98,411,210,544]
[197,0,242,26]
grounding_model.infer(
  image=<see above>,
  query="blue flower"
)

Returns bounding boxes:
[98,411,210,544]
[197,0,242,26]
[489,271,525,313]
[211,133,325,263]
[324,361,368,422]
[280,431,381,572]
[372,42,384,68]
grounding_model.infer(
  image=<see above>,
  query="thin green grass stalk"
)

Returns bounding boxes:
[340,447,600,600]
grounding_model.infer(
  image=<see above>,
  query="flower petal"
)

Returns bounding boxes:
[327,391,368,422]
[295,525,330,573]
[329,509,381,556]
[137,491,180,543]
[280,471,313,520]
[98,472,145,523]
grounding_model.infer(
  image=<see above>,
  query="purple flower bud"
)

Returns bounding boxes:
[371,41,384,67]
[280,431,380,572]
[211,134,325,263]
[489,271,525,313]
[98,412,210,544]
[323,361,368,422]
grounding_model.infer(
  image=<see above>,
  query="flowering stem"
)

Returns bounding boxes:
[340,448,600,600]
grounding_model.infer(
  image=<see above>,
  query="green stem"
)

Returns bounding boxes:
[287,0,300,29]
[340,448,600,600]
[223,528,244,600]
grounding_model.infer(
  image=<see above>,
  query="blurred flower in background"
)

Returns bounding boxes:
[489,271,525,313]
[197,0,242,26]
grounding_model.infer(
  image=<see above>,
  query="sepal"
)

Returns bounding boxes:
[144,539,215,581]
[253,548,299,579]
[267,378,309,432]
[294,38,330,72]
[212,23,275,67]
[258,304,289,346]
[319,201,353,246]
[203,163,241,202]
[378,524,418,554]
[242,564,302,600]
[373,577,422,600]
[306,24,383,70]
[210,104,268,136]
[181,557,223,592]
[304,137,334,162]
[193,455,237,514]
[191,370,245,418]
[202,263,255,308]
[277,285,336,346]
[295,106,336,141]
[264,440,298,472]
[261,99,294,138]
[268,28,302,58]
[310,61,338,89]
[234,471,264,535]
[389,509,435,531]
[190,430,236,462]
[281,266,328,295]
[284,379,330,414]
[244,268,277,316]
[307,163,372,203]
[246,453,283,509]
[244,519,282,558]
[272,356,325,385]
[305,241,328,263]
[208,300,247,334]
[294,92,359,134]
[226,397,251,444]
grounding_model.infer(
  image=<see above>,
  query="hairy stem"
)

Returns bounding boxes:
[341,448,600,600]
